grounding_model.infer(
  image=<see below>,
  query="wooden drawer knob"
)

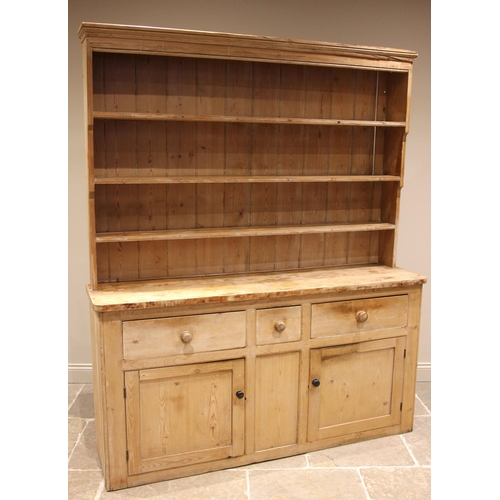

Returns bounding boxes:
[180,331,193,343]
[356,311,368,323]
[274,320,286,333]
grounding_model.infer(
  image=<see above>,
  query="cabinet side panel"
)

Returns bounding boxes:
[84,41,98,286]
[89,309,106,470]
[101,315,128,490]
[401,287,423,431]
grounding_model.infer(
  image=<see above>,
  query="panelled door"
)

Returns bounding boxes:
[308,337,406,441]
[253,351,301,452]
[125,359,245,475]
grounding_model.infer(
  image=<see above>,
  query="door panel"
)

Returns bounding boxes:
[308,337,405,441]
[125,359,244,475]
[254,352,300,451]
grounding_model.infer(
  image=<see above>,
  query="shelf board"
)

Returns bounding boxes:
[94,175,401,185]
[95,222,395,243]
[93,111,406,128]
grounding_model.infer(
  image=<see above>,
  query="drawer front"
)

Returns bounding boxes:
[311,295,408,338]
[123,311,246,360]
[256,306,301,345]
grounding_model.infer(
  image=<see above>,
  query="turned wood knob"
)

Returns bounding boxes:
[180,331,193,343]
[274,320,286,333]
[356,310,368,323]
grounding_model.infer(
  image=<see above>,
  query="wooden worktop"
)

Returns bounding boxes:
[87,265,426,312]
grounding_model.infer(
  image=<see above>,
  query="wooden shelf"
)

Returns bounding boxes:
[93,111,406,128]
[88,29,411,282]
[94,175,402,185]
[95,222,395,243]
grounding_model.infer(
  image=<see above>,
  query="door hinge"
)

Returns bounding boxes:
[123,387,126,398]
[404,349,407,358]
[400,402,403,411]
[126,450,129,461]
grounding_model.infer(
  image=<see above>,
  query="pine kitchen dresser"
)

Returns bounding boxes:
[78,22,426,491]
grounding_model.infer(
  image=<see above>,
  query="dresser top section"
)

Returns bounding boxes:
[78,22,417,70]
[87,265,426,312]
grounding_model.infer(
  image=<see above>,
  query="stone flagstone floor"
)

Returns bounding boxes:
[69,382,430,499]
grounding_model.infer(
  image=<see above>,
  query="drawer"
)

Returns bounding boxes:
[311,295,408,338]
[256,306,301,345]
[123,311,246,360]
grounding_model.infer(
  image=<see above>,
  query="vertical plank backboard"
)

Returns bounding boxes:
[224,124,252,273]
[135,54,168,114]
[249,62,280,271]
[252,62,281,117]
[300,66,332,267]
[224,60,253,273]
[86,35,414,281]
[92,52,104,112]
[103,53,136,112]
[330,67,356,120]
[346,70,378,264]
[195,60,227,274]
[135,86,169,277]
[197,121,229,275]
[275,64,305,269]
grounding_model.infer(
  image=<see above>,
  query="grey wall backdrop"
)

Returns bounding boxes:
[68,0,431,381]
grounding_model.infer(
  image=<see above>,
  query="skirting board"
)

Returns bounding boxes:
[68,363,432,384]
[68,364,93,383]
[417,363,431,382]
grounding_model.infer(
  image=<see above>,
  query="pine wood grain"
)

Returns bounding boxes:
[87,265,425,311]
[80,24,424,492]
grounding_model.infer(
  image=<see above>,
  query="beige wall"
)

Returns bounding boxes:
[68,0,431,381]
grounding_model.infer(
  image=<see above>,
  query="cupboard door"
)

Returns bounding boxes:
[125,359,245,475]
[308,337,405,442]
